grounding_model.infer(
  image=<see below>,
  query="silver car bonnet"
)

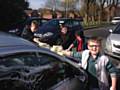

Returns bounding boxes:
[110,34,120,43]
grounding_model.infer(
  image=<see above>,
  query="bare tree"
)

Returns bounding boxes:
[81,0,98,24]
[106,0,119,22]
[44,0,80,17]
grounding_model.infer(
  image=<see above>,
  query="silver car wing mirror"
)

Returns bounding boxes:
[109,29,113,33]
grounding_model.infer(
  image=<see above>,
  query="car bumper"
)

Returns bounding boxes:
[104,49,120,59]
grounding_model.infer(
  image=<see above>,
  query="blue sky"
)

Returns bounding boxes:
[28,0,47,9]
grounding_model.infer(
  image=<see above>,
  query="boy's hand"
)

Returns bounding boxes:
[63,50,72,56]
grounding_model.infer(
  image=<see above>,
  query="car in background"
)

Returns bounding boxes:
[8,17,50,36]
[104,22,120,59]
[34,18,84,48]
[111,17,120,24]
[0,32,88,90]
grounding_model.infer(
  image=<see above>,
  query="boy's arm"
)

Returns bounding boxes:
[110,77,117,90]
[63,50,82,60]
[106,60,118,90]
[67,43,74,51]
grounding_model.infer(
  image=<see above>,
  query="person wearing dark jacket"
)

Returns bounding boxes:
[56,25,71,49]
[21,20,39,42]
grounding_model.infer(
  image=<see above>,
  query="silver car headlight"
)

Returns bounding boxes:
[105,37,112,52]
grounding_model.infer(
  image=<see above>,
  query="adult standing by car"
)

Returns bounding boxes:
[63,36,118,90]
[21,20,39,42]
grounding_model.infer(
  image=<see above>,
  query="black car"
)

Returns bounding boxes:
[8,17,50,36]
[0,32,87,90]
[34,18,84,48]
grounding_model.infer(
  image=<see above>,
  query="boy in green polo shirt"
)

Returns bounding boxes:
[64,36,118,90]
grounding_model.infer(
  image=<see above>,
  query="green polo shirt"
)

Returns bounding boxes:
[87,54,99,88]
[73,40,78,47]
[71,51,118,88]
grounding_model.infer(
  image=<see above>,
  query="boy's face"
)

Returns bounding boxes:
[87,40,101,55]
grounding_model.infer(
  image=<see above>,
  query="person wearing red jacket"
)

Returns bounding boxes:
[67,31,83,51]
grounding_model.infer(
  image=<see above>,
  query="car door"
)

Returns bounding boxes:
[36,53,87,90]
[50,61,87,90]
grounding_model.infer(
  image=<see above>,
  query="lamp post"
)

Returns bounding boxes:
[52,0,57,18]
[61,0,69,18]
[64,0,68,18]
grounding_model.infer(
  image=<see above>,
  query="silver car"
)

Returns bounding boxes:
[104,23,120,59]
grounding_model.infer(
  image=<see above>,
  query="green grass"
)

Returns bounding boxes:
[81,21,111,29]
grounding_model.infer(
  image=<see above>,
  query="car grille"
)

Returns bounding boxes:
[113,44,120,56]
[113,44,120,48]
[113,52,120,56]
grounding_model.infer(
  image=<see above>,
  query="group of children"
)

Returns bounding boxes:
[58,23,85,52]
[21,20,119,90]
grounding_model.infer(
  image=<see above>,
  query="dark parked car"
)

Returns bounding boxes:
[8,17,50,36]
[0,32,87,90]
[34,18,84,49]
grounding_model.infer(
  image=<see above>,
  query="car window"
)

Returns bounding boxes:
[0,52,38,67]
[31,52,65,89]
[64,20,81,27]
[41,19,49,25]
[44,19,59,27]
[42,19,82,30]
[113,23,120,34]
[0,52,61,67]
[37,52,86,89]
[112,17,120,20]
[36,53,57,65]
[72,20,81,26]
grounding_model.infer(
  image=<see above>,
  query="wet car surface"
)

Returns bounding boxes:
[0,32,87,90]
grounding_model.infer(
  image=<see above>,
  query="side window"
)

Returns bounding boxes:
[37,52,87,90]
[37,53,56,65]
[73,20,81,26]
[0,52,38,67]
[37,19,42,25]
[65,20,81,27]
[37,53,68,89]
[41,19,49,25]
[45,20,59,27]
[114,23,120,34]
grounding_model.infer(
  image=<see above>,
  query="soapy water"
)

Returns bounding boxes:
[0,65,52,90]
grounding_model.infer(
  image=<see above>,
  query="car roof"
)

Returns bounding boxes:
[0,32,65,59]
[1,32,59,55]
[0,32,36,47]
[0,32,40,54]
